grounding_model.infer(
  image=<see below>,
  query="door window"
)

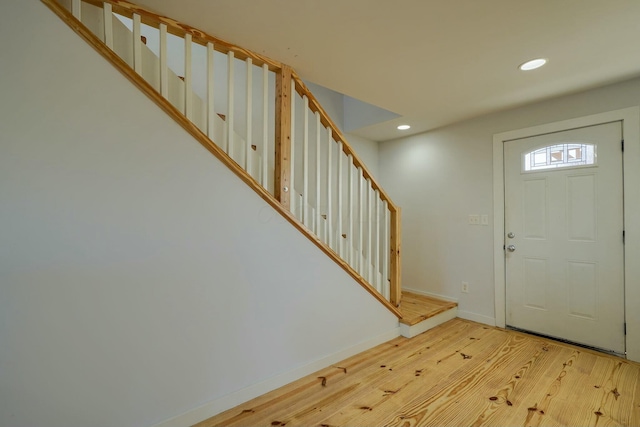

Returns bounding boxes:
[523,143,596,172]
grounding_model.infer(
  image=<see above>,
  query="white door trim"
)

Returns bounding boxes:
[492,107,640,361]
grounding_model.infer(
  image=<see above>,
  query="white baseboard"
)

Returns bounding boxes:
[402,287,458,303]
[152,327,401,427]
[457,310,496,327]
[399,307,458,338]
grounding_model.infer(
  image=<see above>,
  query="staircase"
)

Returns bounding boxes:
[43,0,402,317]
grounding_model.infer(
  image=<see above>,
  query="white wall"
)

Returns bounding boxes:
[0,3,399,427]
[380,77,640,325]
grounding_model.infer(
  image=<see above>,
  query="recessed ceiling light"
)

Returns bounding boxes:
[397,124,411,130]
[519,58,547,71]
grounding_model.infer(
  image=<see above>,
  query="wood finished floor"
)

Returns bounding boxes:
[399,292,458,326]
[195,319,640,427]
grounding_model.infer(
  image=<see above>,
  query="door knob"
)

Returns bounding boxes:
[507,245,516,252]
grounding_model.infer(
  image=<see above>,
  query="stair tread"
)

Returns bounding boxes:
[399,291,457,326]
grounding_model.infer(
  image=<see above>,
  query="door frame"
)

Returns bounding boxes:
[492,107,640,361]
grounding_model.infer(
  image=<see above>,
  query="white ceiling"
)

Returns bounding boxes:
[136,0,640,141]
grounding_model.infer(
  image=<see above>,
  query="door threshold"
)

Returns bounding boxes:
[506,325,625,358]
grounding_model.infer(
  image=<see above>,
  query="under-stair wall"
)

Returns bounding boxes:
[43,0,403,313]
[0,2,400,427]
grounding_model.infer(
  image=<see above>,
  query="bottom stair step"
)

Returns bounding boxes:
[399,291,458,338]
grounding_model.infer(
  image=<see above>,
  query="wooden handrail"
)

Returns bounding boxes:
[291,72,398,213]
[41,0,402,318]
[79,0,283,72]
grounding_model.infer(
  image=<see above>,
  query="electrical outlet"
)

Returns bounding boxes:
[461,281,469,293]
[481,214,489,225]
[468,214,480,225]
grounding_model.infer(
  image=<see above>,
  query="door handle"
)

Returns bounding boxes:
[507,245,516,252]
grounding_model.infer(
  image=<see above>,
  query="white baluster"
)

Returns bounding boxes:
[326,129,333,248]
[367,181,374,283]
[103,3,113,49]
[206,42,215,139]
[302,96,310,228]
[227,51,235,156]
[358,168,364,277]
[262,64,269,188]
[374,190,381,293]
[245,58,253,173]
[297,193,303,223]
[159,24,168,98]
[315,112,321,236]
[383,201,390,300]
[72,0,81,19]
[347,155,354,267]
[184,34,193,120]
[133,14,142,75]
[336,144,344,257]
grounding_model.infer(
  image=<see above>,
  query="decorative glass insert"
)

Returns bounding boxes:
[523,143,596,172]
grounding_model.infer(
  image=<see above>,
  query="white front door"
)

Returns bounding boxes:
[504,121,625,354]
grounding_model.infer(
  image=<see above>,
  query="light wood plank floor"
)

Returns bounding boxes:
[195,319,640,427]
[399,291,458,326]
